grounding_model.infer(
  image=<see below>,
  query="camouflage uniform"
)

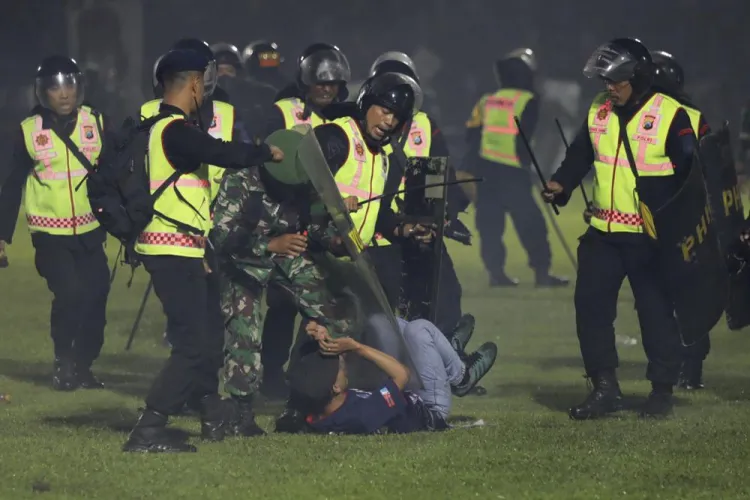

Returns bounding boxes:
[210,166,347,398]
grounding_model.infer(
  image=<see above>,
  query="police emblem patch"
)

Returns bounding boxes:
[83,125,94,139]
[411,132,422,145]
[296,111,305,120]
[35,134,49,147]
[210,116,217,129]
[355,142,364,157]
[642,115,655,130]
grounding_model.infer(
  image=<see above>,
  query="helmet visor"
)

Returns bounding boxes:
[300,49,351,86]
[369,51,417,78]
[583,43,637,83]
[363,72,423,117]
[35,72,84,114]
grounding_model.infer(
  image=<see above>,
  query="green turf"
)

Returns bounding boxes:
[2,193,750,500]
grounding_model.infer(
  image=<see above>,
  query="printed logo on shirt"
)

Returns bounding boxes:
[380,387,396,408]
[351,389,372,399]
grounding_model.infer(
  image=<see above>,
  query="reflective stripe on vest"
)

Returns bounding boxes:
[140,99,233,202]
[21,106,102,236]
[135,114,212,258]
[588,92,680,234]
[330,117,388,245]
[479,89,533,167]
[275,98,327,128]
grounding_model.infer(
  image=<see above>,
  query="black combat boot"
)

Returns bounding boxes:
[52,358,79,392]
[639,384,674,419]
[535,272,570,288]
[75,364,104,389]
[275,393,308,434]
[677,360,704,390]
[229,396,266,437]
[490,273,519,287]
[569,370,623,420]
[199,394,233,442]
[123,408,197,453]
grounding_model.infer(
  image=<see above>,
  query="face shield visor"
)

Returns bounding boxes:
[299,49,351,87]
[35,72,85,115]
[583,43,637,83]
[369,51,418,79]
[203,59,218,97]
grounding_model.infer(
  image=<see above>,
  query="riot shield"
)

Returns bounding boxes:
[698,124,750,330]
[290,126,423,390]
[650,152,729,345]
[398,157,449,324]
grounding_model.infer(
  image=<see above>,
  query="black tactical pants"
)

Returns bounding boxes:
[475,166,552,278]
[141,254,224,416]
[434,247,463,334]
[574,228,682,385]
[33,234,110,368]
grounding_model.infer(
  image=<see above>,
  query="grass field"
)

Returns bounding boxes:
[2,194,750,500]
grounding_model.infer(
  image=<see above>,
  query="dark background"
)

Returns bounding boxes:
[1,0,749,176]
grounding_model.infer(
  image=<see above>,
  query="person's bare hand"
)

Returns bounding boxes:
[305,320,331,342]
[319,337,361,355]
[542,181,563,203]
[343,196,360,212]
[268,233,307,257]
[269,145,284,162]
[399,223,436,243]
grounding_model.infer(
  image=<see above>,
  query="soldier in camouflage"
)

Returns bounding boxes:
[210,161,348,437]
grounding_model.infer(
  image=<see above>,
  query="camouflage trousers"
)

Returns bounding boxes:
[220,254,348,398]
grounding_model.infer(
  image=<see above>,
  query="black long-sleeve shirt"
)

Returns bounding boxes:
[313,122,402,240]
[158,103,273,174]
[550,92,697,210]
[0,106,114,245]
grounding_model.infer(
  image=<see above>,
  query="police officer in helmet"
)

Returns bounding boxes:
[242,40,288,92]
[0,55,112,391]
[275,72,434,433]
[544,38,697,419]
[368,50,472,337]
[259,42,352,399]
[211,42,242,78]
[464,48,568,288]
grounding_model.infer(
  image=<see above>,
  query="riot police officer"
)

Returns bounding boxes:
[260,42,352,399]
[544,38,697,419]
[464,48,568,287]
[652,49,711,390]
[123,49,283,453]
[211,42,243,78]
[368,51,470,335]
[0,56,111,391]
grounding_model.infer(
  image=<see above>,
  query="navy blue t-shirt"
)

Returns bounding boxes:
[306,380,426,435]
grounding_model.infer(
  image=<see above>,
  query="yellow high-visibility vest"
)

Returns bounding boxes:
[21,105,102,236]
[588,92,681,234]
[275,97,327,129]
[475,89,533,167]
[327,117,388,245]
[380,111,434,245]
[134,114,211,258]
[140,99,234,201]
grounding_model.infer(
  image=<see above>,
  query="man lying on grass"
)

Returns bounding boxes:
[287,317,498,434]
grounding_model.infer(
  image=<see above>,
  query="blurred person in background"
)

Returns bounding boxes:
[0,56,112,392]
[464,48,568,288]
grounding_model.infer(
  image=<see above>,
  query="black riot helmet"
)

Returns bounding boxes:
[242,40,283,77]
[583,37,654,94]
[356,72,418,143]
[151,53,165,98]
[297,43,351,101]
[210,42,242,71]
[171,38,217,97]
[35,55,85,115]
[369,51,423,111]
[651,50,685,93]
[495,48,536,89]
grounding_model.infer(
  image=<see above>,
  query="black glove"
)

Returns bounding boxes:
[444,218,472,246]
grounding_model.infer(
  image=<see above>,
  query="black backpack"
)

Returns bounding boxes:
[83,113,195,267]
